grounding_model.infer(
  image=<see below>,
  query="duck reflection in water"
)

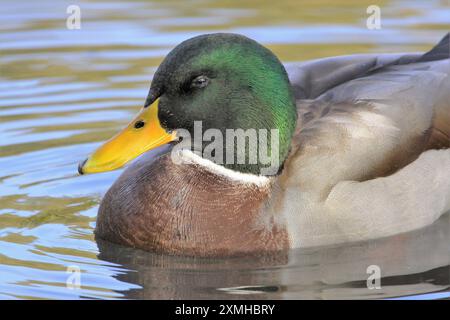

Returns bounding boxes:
[96,214,449,299]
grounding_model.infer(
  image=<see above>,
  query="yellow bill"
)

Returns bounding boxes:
[78,99,176,174]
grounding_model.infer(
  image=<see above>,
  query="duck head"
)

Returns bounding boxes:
[78,33,297,176]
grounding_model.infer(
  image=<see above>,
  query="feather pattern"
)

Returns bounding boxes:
[276,34,450,247]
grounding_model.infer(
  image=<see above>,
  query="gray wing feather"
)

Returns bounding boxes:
[288,33,450,152]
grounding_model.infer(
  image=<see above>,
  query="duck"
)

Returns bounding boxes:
[78,33,450,257]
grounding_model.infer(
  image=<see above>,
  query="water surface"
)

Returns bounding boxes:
[0,0,449,299]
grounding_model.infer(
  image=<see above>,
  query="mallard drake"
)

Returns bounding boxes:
[78,33,450,257]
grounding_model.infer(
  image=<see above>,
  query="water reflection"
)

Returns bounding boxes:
[97,214,449,299]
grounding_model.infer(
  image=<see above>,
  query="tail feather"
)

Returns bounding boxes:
[418,33,449,62]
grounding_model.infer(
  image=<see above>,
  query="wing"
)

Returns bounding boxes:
[285,33,450,194]
[278,35,450,247]
[285,52,422,100]
[286,33,449,100]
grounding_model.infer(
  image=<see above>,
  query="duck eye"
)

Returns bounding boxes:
[134,120,145,129]
[190,75,209,89]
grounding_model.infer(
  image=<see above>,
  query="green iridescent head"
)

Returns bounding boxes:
[146,33,297,175]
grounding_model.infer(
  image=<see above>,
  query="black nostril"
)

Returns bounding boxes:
[134,120,145,129]
[78,159,87,175]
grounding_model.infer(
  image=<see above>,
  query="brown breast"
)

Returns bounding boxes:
[95,150,289,257]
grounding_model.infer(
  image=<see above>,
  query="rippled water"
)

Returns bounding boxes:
[1,0,449,299]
